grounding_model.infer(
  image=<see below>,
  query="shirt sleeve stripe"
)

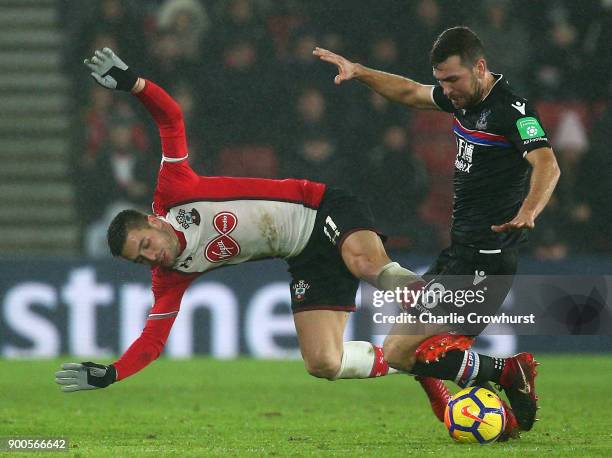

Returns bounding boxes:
[148,311,179,320]
[162,155,189,163]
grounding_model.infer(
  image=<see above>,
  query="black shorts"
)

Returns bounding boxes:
[287,188,383,313]
[421,244,518,334]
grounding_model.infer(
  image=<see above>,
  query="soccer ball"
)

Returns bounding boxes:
[526,125,538,137]
[444,387,505,444]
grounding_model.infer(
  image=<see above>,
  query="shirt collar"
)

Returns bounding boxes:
[173,227,187,256]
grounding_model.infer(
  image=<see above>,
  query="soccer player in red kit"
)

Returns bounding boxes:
[55,47,426,386]
[56,49,537,441]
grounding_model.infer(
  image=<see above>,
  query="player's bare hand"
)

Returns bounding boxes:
[491,211,535,233]
[313,47,359,85]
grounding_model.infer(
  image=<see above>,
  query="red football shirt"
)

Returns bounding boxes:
[113,81,325,380]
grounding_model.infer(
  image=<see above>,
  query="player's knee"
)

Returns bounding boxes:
[343,253,386,282]
[356,255,381,279]
[341,233,389,281]
[304,353,342,380]
[383,337,416,371]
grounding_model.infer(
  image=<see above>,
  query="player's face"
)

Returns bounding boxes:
[433,55,485,109]
[121,218,180,268]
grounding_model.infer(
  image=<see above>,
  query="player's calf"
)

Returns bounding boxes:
[382,334,419,371]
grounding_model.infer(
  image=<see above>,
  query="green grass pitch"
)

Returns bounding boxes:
[1,355,611,456]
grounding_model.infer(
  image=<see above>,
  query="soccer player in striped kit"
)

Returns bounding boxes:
[315,26,560,438]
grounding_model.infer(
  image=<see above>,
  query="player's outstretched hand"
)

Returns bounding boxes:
[491,210,535,233]
[55,362,116,392]
[313,47,359,85]
[84,47,137,91]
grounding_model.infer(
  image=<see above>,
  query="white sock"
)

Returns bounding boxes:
[333,341,399,379]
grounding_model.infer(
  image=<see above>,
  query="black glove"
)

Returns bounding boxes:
[83,47,138,92]
[55,362,117,392]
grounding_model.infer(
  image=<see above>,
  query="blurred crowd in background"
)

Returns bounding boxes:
[59,0,612,259]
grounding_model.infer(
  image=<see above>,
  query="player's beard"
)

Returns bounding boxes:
[466,75,485,108]
[450,75,483,109]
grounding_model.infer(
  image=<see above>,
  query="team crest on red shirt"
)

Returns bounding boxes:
[205,212,241,262]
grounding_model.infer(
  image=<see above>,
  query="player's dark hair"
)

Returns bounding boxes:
[430,26,485,67]
[107,209,149,257]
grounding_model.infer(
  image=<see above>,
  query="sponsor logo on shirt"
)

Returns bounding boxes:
[455,137,475,173]
[205,212,241,263]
